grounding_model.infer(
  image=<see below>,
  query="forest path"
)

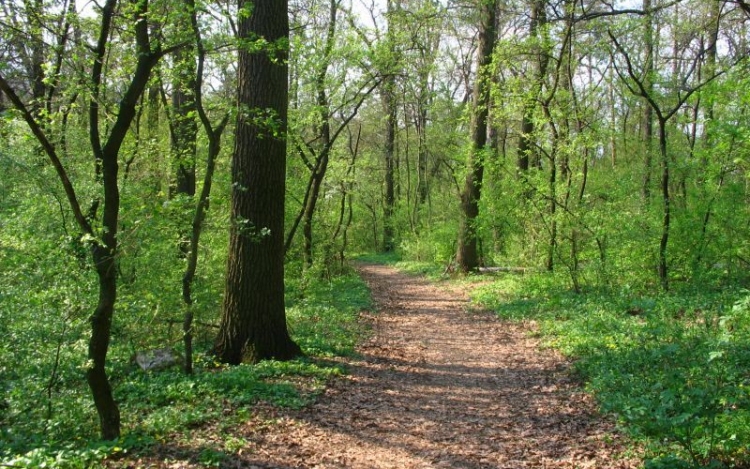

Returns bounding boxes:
[238,263,637,469]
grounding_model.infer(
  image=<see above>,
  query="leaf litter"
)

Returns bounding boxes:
[114,264,639,468]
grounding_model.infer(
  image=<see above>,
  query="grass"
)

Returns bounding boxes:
[471,273,750,468]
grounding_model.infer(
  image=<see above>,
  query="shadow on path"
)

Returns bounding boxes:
[224,264,637,469]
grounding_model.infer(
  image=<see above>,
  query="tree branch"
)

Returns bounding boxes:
[0,72,92,234]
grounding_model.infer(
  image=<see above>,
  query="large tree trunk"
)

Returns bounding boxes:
[456,0,496,272]
[214,0,302,364]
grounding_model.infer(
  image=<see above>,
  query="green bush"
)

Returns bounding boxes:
[473,275,750,468]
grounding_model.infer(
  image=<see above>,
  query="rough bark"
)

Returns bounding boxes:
[214,0,302,364]
[456,0,497,272]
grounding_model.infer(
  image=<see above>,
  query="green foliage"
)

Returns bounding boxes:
[398,220,458,265]
[3,0,750,466]
[473,274,750,468]
[0,169,371,468]
[354,251,401,265]
[117,359,342,435]
[286,271,372,357]
[1,355,341,467]
[1,302,363,468]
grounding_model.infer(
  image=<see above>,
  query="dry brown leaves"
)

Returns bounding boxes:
[116,264,639,469]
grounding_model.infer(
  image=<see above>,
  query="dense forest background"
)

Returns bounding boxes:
[1,0,750,467]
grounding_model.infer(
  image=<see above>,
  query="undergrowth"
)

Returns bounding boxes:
[355,251,447,279]
[0,271,371,468]
[472,273,750,468]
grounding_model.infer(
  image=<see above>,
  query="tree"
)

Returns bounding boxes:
[641,0,655,201]
[517,0,549,174]
[284,0,378,268]
[0,0,164,439]
[180,0,230,374]
[455,0,497,272]
[169,22,198,201]
[609,27,725,290]
[398,0,445,231]
[213,0,302,364]
[381,0,399,252]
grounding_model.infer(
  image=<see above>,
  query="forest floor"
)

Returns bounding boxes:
[123,264,640,468]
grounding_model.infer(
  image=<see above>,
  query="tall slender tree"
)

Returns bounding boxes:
[181,0,230,374]
[284,0,379,266]
[641,0,655,201]
[381,0,400,252]
[170,43,198,199]
[517,0,548,174]
[456,0,497,272]
[609,29,725,290]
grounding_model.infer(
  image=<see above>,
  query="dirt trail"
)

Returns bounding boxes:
[236,264,637,468]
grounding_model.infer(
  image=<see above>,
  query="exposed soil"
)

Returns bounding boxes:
[122,264,639,468]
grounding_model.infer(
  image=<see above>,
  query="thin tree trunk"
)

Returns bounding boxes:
[302,1,337,268]
[547,151,557,272]
[303,158,328,267]
[382,0,399,252]
[181,117,226,373]
[181,0,230,373]
[609,28,724,290]
[87,244,120,439]
[517,0,547,174]
[0,0,161,439]
[87,0,159,437]
[642,0,654,201]
[337,125,360,268]
[170,45,198,198]
[416,101,429,207]
[657,119,670,290]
